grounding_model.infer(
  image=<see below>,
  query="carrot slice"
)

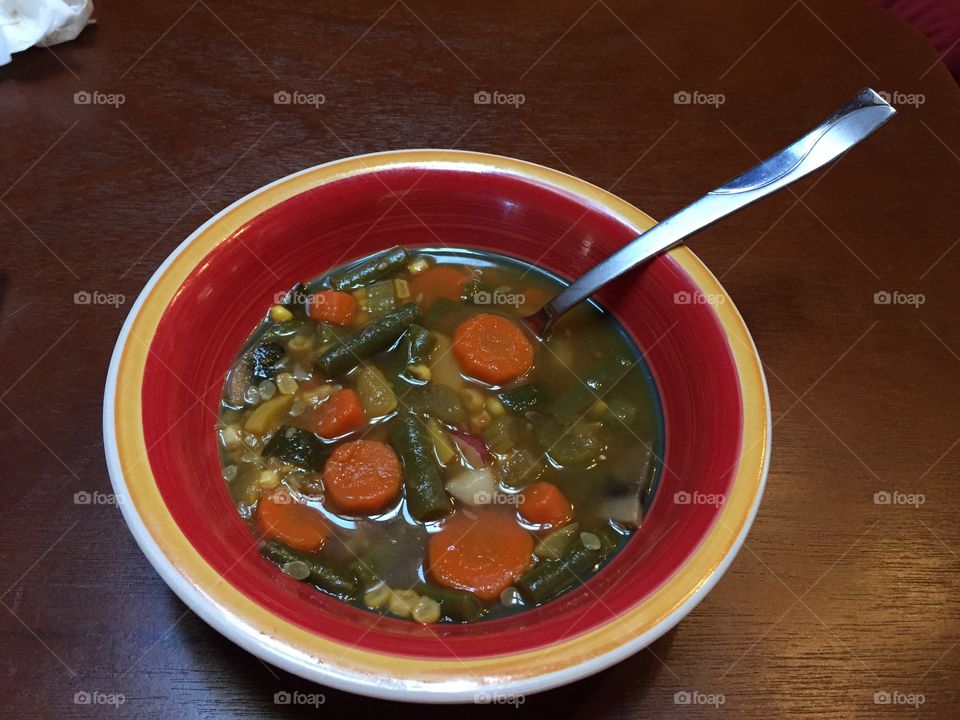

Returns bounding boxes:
[314,388,365,438]
[452,313,535,385]
[519,481,573,528]
[409,265,470,306]
[428,508,534,601]
[323,439,402,514]
[256,489,329,551]
[308,290,358,326]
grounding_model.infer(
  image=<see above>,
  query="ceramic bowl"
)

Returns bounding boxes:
[104,150,770,702]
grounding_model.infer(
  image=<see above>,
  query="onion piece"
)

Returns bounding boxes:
[449,430,492,467]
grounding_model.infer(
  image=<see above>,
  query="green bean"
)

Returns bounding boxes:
[328,247,409,291]
[280,282,311,320]
[414,583,485,622]
[262,540,357,598]
[390,414,452,522]
[400,324,436,365]
[498,383,545,414]
[516,529,619,605]
[313,302,421,378]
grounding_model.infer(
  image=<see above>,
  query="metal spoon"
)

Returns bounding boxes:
[527,88,896,336]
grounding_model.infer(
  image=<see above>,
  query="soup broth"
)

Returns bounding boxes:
[217,247,663,623]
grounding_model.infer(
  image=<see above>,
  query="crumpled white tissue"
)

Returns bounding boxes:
[0,0,94,65]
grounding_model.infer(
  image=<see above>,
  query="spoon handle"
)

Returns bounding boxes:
[539,88,896,331]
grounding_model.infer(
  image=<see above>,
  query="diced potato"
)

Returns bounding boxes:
[429,334,465,389]
[244,395,293,434]
[445,467,496,505]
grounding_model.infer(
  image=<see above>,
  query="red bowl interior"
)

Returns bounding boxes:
[142,166,741,658]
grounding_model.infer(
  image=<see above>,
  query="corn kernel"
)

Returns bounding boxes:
[394,589,420,603]
[269,304,293,323]
[353,310,371,326]
[407,258,429,274]
[469,410,491,433]
[287,334,313,352]
[275,372,299,395]
[257,469,279,489]
[220,425,242,448]
[459,388,485,412]
[412,596,442,624]
[302,385,335,408]
[407,364,432,382]
[387,591,415,618]
[363,583,391,610]
[485,397,505,417]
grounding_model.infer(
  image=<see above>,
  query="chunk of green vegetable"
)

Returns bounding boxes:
[399,324,436,365]
[497,447,546,489]
[262,425,328,471]
[482,415,515,454]
[401,383,467,427]
[533,523,580,559]
[540,420,605,466]
[355,363,398,416]
[498,384,545,414]
[365,279,397,316]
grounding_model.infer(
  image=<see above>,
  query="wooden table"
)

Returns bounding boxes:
[2,0,959,717]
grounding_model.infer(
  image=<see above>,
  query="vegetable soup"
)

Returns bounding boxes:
[217,247,662,624]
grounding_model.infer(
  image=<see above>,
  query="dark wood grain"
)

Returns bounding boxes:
[2,0,959,717]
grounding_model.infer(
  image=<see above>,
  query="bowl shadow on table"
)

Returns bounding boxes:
[175,588,676,717]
